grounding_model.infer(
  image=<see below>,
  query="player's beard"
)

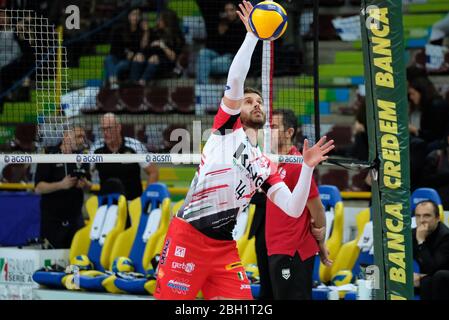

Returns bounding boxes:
[242,111,266,130]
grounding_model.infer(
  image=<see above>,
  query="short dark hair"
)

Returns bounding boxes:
[244,87,263,102]
[414,200,440,217]
[273,109,298,143]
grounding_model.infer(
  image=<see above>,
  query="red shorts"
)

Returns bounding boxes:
[154,217,253,300]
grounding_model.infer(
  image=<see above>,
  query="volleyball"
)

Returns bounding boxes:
[70,255,93,271]
[331,270,354,286]
[249,1,288,41]
[111,257,135,273]
[331,270,354,299]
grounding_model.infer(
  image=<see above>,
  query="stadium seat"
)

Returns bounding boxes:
[32,193,128,289]
[236,205,257,267]
[86,87,122,114]
[351,170,370,191]
[330,208,371,278]
[171,199,184,217]
[317,14,340,40]
[144,87,171,113]
[351,213,374,279]
[312,208,370,300]
[118,86,147,113]
[101,183,171,295]
[316,185,345,284]
[326,125,352,149]
[410,188,444,228]
[171,86,195,114]
[160,124,188,153]
[10,124,36,152]
[1,164,31,183]
[319,169,349,191]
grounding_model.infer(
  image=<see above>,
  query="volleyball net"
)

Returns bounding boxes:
[0,1,321,165]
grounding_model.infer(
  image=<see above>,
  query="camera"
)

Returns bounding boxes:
[71,168,86,179]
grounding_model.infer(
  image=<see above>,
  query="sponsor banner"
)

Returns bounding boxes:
[0,248,69,286]
[361,0,413,300]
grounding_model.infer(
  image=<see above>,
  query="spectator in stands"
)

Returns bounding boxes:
[90,113,159,200]
[104,7,143,88]
[406,65,428,82]
[332,90,368,161]
[421,130,449,209]
[413,200,449,300]
[0,11,34,98]
[408,76,449,153]
[34,127,92,249]
[196,1,246,84]
[129,9,185,85]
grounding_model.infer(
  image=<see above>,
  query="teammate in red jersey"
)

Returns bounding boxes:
[154,1,334,300]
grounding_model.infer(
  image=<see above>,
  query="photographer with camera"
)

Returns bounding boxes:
[34,127,92,249]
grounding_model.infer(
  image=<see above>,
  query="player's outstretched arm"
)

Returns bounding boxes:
[222,1,258,110]
[268,137,335,218]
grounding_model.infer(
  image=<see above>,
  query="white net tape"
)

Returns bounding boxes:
[0,153,304,164]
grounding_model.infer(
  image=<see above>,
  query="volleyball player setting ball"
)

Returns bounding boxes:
[154,1,334,300]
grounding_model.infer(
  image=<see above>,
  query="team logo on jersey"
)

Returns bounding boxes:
[174,246,186,258]
[282,268,291,280]
[237,271,245,281]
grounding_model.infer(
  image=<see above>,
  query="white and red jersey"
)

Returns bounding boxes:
[177,103,283,240]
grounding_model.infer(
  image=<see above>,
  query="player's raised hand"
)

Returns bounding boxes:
[237,0,254,34]
[302,136,334,168]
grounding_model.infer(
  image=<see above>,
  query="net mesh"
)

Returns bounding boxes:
[0,1,319,165]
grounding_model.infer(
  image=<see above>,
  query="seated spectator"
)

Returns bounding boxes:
[406,65,428,83]
[90,113,159,200]
[0,11,34,97]
[104,7,143,88]
[410,135,427,192]
[196,1,246,84]
[413,200,449,300]
[34,127,92,249]
[408,76,449,153]
[332,91,368,161]
[129,9,185,85]
[421,130,449,209]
